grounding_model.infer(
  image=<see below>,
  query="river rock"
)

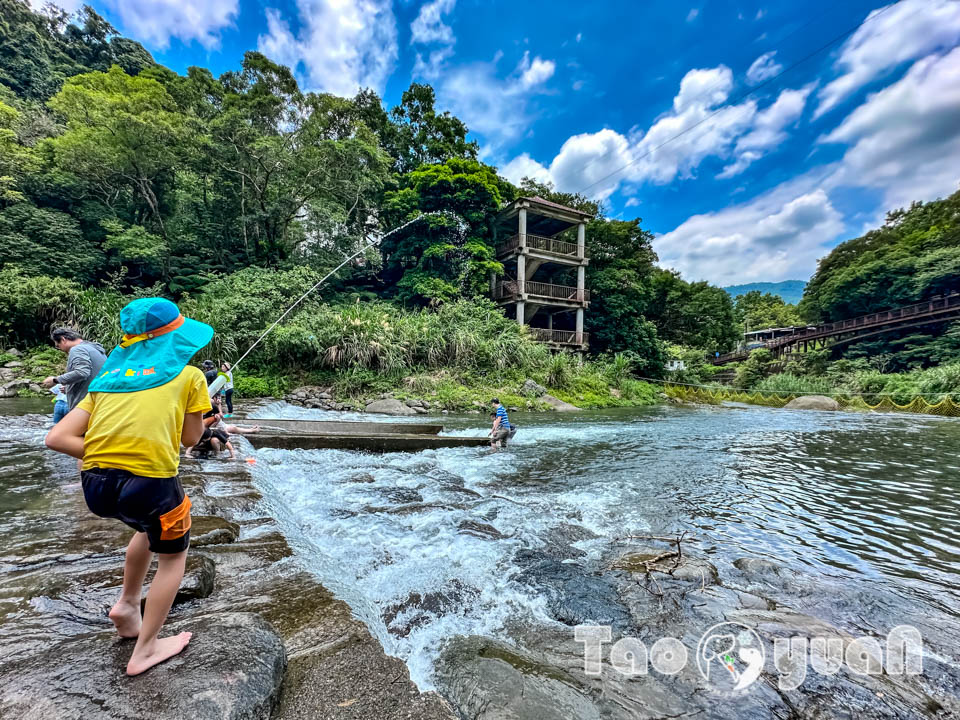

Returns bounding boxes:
[364,398,416,416]
[785,395,840,411]
[190,516,241,547]
[457,520,506,540]
[520,378,547,397]
[404,398,425,408]
[436,636,602,720]
[1,379,30,397]
[3,360,23,368]
[179,553,216,601]
[5,348,22,357]
[540,393,580,412]
[515,549,632,629]
[0,612,286,720]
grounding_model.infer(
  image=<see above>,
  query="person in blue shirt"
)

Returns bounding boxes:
[489,398,513,450]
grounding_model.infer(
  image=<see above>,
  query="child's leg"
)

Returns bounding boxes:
[108,531,151,638]
[126,549,192,676]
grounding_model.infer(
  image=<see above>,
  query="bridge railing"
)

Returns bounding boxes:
[711,292,960,364]
[766,292,960,348]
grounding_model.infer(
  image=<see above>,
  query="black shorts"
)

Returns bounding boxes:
[81,468,192,553]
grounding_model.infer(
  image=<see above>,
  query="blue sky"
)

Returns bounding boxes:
[35,0,960,285]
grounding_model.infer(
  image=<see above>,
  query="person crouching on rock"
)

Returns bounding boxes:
[44,298,213,676]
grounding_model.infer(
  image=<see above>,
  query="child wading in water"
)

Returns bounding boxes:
[45,298,213,676]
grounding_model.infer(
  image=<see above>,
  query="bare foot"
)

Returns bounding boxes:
[108,600,142,638]
[126,632,193,676]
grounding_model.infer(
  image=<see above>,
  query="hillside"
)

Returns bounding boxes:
[723,280,806,305]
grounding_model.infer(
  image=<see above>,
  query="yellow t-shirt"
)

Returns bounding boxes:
[77,366,212,478]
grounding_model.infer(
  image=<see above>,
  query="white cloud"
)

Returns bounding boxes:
[655,178,845,284]
[500,153,553,185]
[431,51,556,151]
[258,0,398,96]
[624,197,641,207]
[746,51,782,85]
[718,85,812,177]
[686,8,699,22]
[814,0,960,118]
[656,45,960,285]
[412,46,454,80]
[674,65,733,112]
[823,46,960,211]
[410,0,455,45]
[97,0,238,49]
[502,65,777,199]
[576,32,582,43]
[517,51,556,89]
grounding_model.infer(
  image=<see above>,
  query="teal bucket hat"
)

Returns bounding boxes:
[88,298,214,393]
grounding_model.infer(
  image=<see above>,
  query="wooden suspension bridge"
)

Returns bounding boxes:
[712,291,960,365]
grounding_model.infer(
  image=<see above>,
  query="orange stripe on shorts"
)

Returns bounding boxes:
[159,495,192,541]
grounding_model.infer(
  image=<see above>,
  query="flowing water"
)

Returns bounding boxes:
[2,398,959,713]
[245,402,960,691]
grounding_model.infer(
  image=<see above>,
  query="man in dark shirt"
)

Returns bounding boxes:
[201,360,217,386]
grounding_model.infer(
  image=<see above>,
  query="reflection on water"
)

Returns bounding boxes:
[247,403,960,689]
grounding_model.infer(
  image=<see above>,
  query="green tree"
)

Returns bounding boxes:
[381,83,478,174]
[0,201,101,280]
[380,158,507,304]
[207,53,390,265]
[46,65,186,238]
[649,270,738,352]
[0,2,152,101]
[734,290,801,333]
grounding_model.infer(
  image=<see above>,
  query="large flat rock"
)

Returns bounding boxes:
[0,612,286,720]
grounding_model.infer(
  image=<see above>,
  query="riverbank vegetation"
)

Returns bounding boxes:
[0,2,731,407]
[0,2,957,410]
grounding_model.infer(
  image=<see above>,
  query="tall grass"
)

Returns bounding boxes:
[754,373,834,396]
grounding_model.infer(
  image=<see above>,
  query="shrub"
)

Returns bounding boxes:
[545,352,576,389]
[754,373,834,396]
[232,373,288,398]
[605,352,633,387]
[734,348,774,389]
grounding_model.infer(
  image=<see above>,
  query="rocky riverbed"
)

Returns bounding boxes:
[3,402,960,720]
[0,412,456,720]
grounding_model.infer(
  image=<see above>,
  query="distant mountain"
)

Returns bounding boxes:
[723,280,807,305]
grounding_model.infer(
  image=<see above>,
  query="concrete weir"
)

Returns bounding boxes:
[242,417,445,435]
[249,432,489,452]
[242,417,489,452]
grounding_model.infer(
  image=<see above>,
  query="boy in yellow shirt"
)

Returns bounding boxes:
[45,298,213,676]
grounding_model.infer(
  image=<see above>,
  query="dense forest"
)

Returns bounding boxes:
[0,1,737,382]
[0,1,957,402]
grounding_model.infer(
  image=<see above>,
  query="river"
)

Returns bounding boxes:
[245,402,960,696]
[2,399,959,717]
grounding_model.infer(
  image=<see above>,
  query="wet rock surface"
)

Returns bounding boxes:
[0,412,456,720]
[433,542,960,720]
[785,394,841,411]
[1,612,287,720]
[364,398,417,416]
[190,514,241,546]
